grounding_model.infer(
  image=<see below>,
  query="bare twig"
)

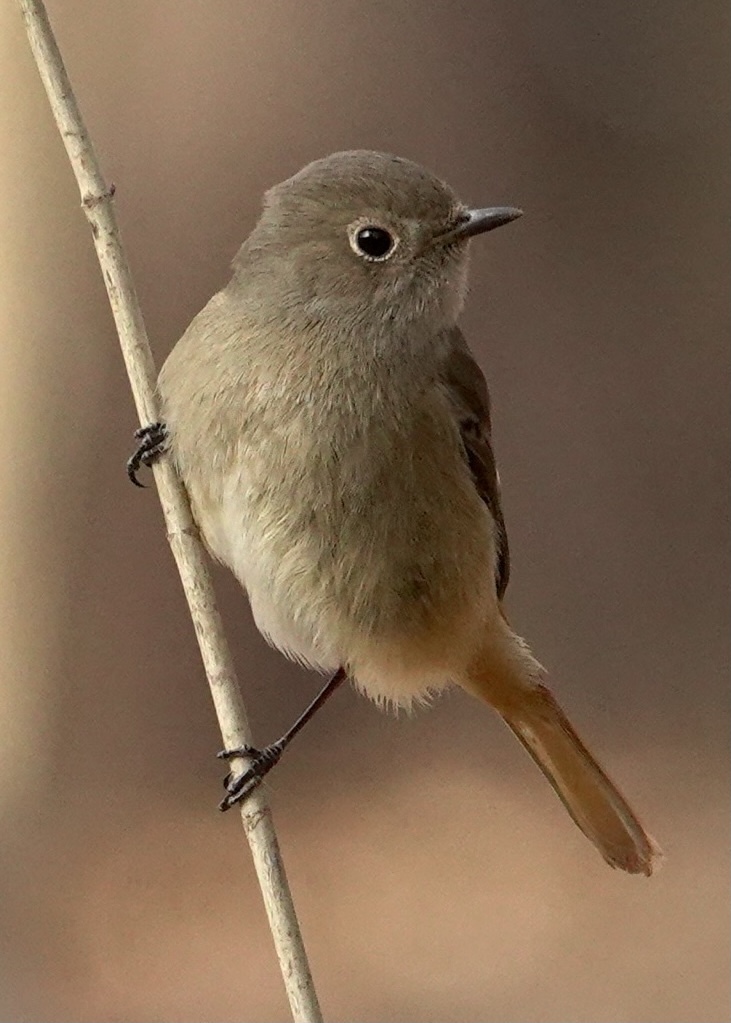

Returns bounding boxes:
[15,3,323,1020]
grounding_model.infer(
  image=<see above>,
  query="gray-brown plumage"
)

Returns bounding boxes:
[157,150,659,874]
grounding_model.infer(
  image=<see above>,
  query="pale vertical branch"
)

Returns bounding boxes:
[14,3,323,1020]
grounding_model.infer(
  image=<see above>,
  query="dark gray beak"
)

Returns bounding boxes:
[438,206,523,245]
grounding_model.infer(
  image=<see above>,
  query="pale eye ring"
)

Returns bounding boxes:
[348,221,399,262]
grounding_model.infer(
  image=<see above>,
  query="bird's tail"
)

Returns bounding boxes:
[461,632,661,875]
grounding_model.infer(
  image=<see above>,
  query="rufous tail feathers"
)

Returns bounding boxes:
[462,641,661,876]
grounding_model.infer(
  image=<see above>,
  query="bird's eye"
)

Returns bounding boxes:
[349,224,398,261]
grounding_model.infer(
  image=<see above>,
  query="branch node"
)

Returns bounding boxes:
[81,183,116,209]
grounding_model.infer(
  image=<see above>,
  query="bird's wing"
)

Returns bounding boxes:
[441,326,510,599]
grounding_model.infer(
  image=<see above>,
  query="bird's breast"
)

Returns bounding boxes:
[208,370,493,643]
[163,326,497,674]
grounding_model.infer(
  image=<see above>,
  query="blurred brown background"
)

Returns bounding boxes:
[1,1,729,1020]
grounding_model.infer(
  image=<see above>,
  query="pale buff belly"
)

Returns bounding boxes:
[197,404,498,707]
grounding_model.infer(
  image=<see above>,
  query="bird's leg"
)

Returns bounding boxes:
[218,667,347,810]
[127,422,168,487]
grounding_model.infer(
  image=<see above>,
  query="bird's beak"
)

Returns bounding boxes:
[437,206,523,246]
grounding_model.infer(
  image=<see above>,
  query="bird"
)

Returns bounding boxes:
[130,150,660,875]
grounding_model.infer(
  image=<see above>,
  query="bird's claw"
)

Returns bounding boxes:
[127,422,168,487]
[217,742,286,811]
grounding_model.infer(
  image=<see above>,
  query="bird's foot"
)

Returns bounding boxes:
[127,422,168,487]
[217,741,286,811]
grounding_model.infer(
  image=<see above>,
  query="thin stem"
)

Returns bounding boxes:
[15,3,323,1020]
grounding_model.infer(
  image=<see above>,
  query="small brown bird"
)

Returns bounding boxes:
[132,150,659,875]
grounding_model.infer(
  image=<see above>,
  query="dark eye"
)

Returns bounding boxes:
[351,225,397,261]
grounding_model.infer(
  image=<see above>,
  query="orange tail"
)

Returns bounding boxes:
[462,645,661,875]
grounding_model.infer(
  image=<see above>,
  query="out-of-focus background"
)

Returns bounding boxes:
[1,2,728,1020]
